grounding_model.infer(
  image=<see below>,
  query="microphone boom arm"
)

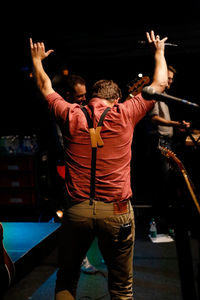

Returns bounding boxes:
[142,86,200,109]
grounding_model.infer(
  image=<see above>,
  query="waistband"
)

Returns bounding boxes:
[66,199,132,218]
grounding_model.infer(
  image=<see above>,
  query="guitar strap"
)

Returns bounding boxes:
[81,106,111,205]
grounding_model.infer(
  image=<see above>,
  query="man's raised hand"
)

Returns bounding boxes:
[146,30,168,51]
[30,38,54,61]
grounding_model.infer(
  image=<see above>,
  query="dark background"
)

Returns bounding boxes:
[2,4,200,136]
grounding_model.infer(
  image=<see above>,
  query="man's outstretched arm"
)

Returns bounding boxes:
[146,30,168,93]
[30,38,55,97]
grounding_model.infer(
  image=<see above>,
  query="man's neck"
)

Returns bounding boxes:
[101,98,118,107]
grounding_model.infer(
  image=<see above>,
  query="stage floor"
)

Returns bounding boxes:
[4,234,185,300]
[2,221,199,300]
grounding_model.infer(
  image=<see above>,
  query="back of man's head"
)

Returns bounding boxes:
[91,80,122,102]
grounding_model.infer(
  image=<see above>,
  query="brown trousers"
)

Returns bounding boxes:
[55,199,135,300]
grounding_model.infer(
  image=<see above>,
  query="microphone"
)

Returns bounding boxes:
[142,86,200,109]
[138,40,178,47]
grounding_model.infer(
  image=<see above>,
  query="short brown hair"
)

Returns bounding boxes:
[91,80,122,101]
[168,65,176,75]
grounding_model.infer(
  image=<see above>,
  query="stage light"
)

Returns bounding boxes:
[62,69,69,76]
[56,210,63,219]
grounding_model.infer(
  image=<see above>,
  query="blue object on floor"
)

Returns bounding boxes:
[1,222,61,262]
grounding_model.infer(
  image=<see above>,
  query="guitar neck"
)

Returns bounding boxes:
[159,146,200,215]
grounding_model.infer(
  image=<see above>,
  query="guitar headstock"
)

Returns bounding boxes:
[159,145,174,157]
[159,147,200,215]
[159,146,184,170]
[127,75,150,96]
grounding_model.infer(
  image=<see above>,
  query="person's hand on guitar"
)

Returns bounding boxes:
[178,120,191,132]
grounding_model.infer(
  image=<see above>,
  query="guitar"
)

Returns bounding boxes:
[159,146,200,215]
[0,223,15,289]
[126,75,150,98]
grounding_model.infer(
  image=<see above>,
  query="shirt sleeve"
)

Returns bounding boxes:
[45,92,78,126]
[124,93,156,126]
[148,101,159,117]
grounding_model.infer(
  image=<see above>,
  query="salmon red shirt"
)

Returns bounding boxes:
[46,92,155,203]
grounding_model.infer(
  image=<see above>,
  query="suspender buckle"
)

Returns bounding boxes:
[89,127,104,148]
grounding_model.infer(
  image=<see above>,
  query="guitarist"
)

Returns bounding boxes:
[146,65,190,231]
[148,65,190,150]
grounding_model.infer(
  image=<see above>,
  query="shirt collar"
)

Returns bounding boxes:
[88,98,109,109]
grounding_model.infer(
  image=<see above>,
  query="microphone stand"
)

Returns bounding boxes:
[174,122,200,300]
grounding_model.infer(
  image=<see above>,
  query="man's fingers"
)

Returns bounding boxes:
[30,38,33,49]
[29,38,54,57]
[150,30,155,41]
[146,31,168,45]
[146,30,158,42]
[30,39,44,50]
[46,49,54,56]
[146,32,151,42]
[161,37,168,43]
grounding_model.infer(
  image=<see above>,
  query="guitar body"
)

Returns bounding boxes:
[0,223,15,290]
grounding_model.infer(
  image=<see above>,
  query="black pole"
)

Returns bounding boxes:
[174,204,198,300]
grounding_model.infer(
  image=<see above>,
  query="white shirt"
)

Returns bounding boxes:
[149,101,173,137]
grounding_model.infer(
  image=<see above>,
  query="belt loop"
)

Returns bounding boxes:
[93,200,97,215]
[89,197,94,205]
[128,200,131,213]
